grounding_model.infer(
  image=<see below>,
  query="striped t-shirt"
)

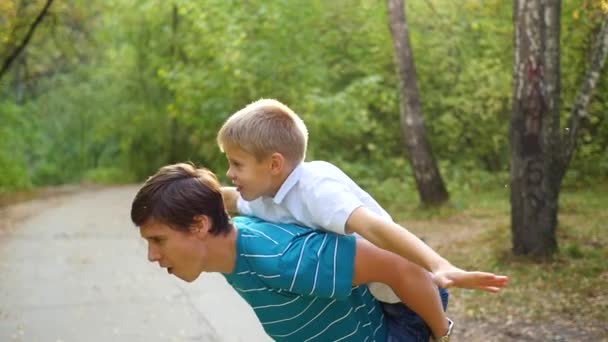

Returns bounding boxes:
[223,216,387,341]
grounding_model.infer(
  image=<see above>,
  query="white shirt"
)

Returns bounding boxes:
[237,161,401,303]
[238,161,392,234]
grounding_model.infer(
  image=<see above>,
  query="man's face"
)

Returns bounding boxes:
[224,145,274,201]
[140,219,206,282]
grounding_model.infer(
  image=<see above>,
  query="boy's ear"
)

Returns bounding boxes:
[192,215,212,239]
[269,152,285,175]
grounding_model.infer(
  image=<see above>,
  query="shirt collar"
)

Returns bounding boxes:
[273,163,303,204]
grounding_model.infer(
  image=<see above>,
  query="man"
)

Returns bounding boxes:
[131,164,499,340]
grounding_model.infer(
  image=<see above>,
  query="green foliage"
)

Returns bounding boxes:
[304,75,401,163]
[0,151,31,193]
[0,0,605,193]
[408,0,513,172]
[82,167,135,185]
[560,1,608,182]
[0,100,32,192]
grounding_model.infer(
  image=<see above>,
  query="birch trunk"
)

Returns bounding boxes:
[511,1,608,257]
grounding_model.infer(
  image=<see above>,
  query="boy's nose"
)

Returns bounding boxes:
[226,168,235,181]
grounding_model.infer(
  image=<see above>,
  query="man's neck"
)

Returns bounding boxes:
[206,225,238,273]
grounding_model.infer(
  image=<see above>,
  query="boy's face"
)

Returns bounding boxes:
[140,219,207,282]
[223,144,274,201]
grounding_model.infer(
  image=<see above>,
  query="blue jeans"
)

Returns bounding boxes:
[385,287,449,342]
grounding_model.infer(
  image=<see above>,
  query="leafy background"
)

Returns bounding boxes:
[1,0,606,200]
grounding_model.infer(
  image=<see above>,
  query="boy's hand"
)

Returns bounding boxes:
[221,186,239,215]
[432,265,509,293]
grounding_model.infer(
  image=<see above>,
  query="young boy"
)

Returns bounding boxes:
[216,99,508,341]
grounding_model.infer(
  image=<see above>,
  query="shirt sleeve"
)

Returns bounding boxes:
[236,196,253,216]
[243,223,357,300]
[303,178,364,235]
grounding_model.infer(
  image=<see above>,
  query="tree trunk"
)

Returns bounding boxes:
[511,0,562,257]
[0,0,54,81]
[511,2,608,257]
[562,13,608,169]
[387,0,449,206]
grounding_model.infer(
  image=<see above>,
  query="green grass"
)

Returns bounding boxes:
[379,180,608,324]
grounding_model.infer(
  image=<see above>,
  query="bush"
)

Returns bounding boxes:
[0,151,31,193]
[82,167,136,185]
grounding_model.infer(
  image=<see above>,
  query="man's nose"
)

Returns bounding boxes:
[148,244,160,262]
[226,167,235,180]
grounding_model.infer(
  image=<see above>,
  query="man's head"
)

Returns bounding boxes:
[217,99,309,200]
[131,163,232,282]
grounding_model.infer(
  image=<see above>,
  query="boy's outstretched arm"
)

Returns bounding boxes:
[346,207,509,292]
[221,187,239,215]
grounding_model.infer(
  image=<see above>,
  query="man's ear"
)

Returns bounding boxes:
[269,152,285,175]
[192,215,212,239]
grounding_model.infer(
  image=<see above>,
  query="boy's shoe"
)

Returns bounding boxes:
[433,318,454,342]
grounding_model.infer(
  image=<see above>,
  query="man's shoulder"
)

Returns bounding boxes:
[233,215,266,227]
[233,216,308,237]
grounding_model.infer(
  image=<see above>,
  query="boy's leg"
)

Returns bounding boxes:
[385,288,449,342]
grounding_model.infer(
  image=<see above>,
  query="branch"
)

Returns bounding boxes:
[0,0,55,81]
[562,13,608,167]
[422,0,439,17]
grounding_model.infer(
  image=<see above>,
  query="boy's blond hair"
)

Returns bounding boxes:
[217,99,308,164]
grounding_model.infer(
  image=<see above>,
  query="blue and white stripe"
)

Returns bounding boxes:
[224,216,387,341]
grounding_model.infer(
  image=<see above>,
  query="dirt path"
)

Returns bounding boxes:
[0,186,270,342]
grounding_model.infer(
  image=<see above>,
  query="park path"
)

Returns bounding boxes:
[0,186,271,342]
[2,186,606,342]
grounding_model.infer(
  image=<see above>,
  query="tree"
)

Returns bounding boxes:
[511,1,608,257]
[387,0,449,206]
[0,0,54,81]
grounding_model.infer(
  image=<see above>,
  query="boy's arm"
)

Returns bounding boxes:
[221,187,239,215]
[352,237,426,290]
[351,215,436,286]
[347,207,508,292]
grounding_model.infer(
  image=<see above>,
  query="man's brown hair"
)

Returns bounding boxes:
[131,163,230,235]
